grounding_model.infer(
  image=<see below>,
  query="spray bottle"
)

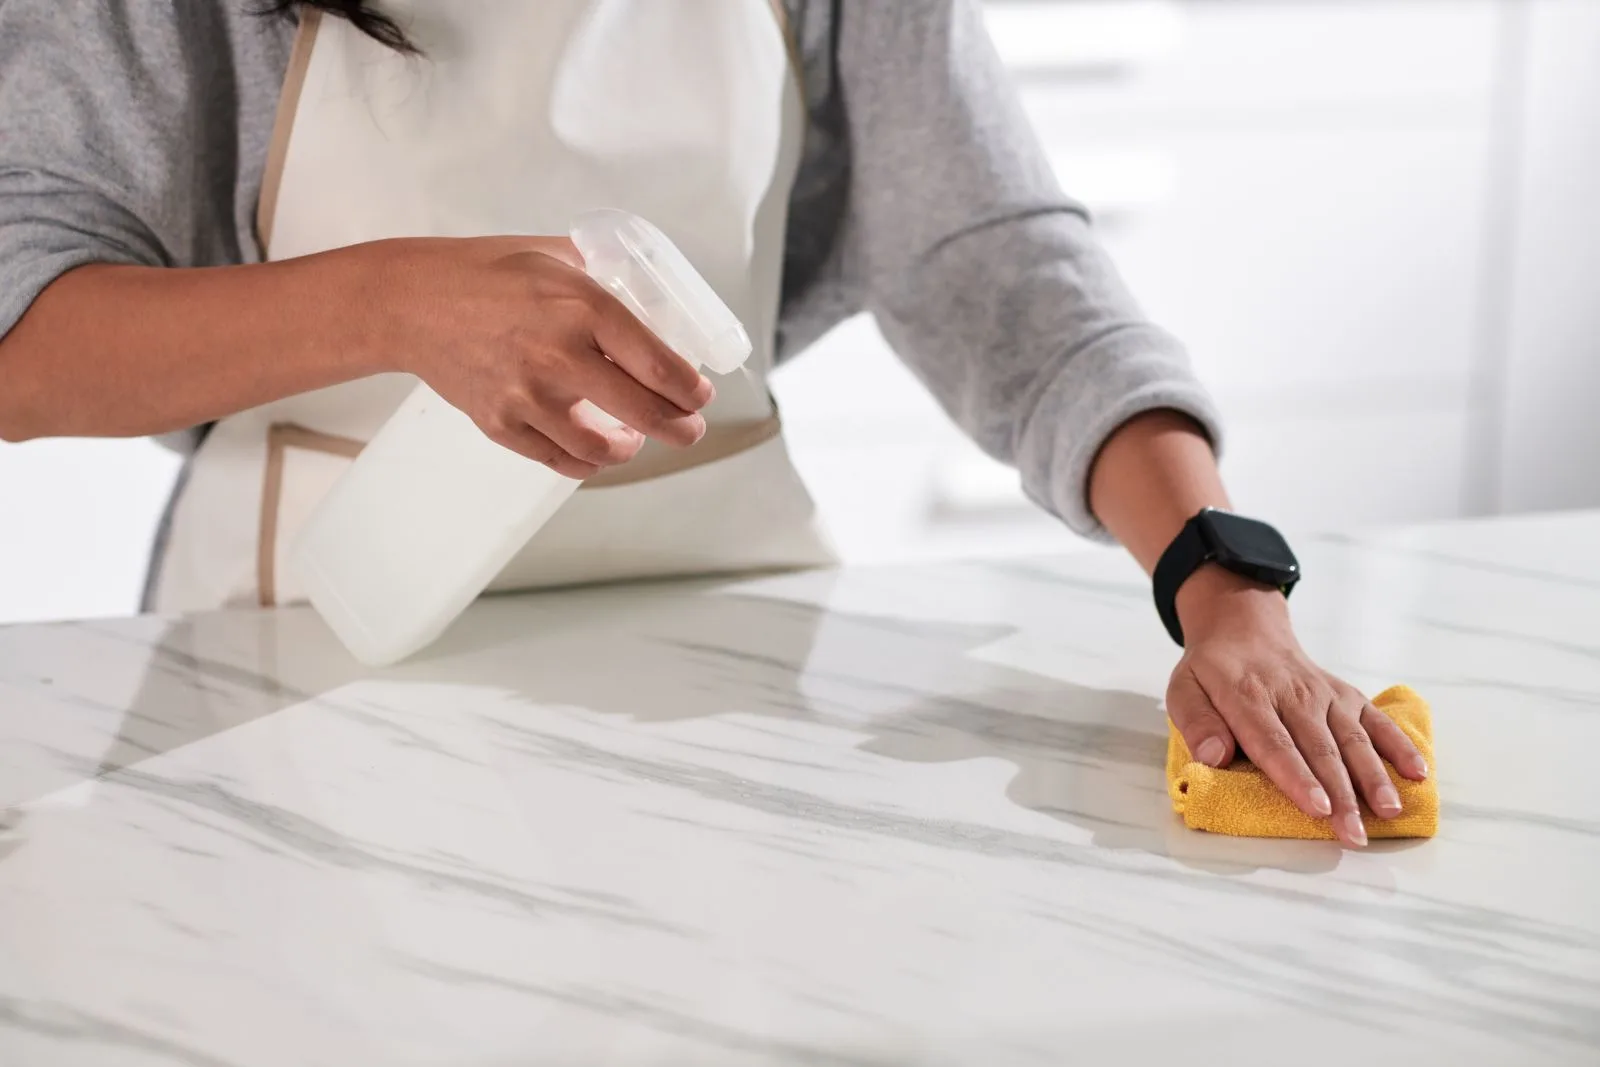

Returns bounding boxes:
[291,210,752,665]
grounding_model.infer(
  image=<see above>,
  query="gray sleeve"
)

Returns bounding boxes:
[833,0,1224,540]
[0,0,269,341]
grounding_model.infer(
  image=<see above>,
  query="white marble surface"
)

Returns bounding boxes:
[2,512,1598,1066]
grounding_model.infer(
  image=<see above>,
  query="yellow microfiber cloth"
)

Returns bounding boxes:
[1167,684,1438,839]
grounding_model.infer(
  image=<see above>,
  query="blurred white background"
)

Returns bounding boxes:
[2,0,1598,623]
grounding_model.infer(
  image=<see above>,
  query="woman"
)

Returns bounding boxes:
[0,0,1426,846]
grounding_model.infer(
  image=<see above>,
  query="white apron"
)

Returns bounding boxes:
[149,0,836,614]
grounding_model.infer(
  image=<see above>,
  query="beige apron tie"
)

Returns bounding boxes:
[257,422,363,607]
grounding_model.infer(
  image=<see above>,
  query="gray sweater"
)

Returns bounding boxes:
[0,0,1221,540]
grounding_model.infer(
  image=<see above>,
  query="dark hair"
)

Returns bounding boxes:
[262,1,418,53]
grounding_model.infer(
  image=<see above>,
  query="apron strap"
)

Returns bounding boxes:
[259,421,364,607]
[581,413,782,489]
[255,413,783,604]
[256,8,321,252]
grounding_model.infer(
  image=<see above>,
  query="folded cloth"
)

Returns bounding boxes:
[1167,684,1438,839]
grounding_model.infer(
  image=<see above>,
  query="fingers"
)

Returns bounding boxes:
[1185,646,1428,847]
[510,390,646,469]
[497,248,714,446]
[470,245,722,468]
[565,343,708,448]
[1361,702,1429,781]
[1213,678,1334,823]
[583,283,717,413]
[1329,701,1401,828]
[1283,690,1366,847]
[1166,668,1236,768]
[478,416,602,480]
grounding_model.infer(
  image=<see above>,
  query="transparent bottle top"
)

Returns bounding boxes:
[569,209,753,375]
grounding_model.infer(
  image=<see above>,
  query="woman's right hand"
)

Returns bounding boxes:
[361,235,716,479]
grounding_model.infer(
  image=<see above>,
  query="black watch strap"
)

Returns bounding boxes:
[1152,516,1210,647]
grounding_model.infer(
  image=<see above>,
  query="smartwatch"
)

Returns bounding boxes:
[1152,508,1300,647]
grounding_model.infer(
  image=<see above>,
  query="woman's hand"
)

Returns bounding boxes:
[361,235,715,479]
[0,235,712,447]
[1165,565,1430,847]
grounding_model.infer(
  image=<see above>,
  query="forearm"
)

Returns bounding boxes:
[1088,409,1287,633]
[1087,409,1227,572]
[0,248,388,442]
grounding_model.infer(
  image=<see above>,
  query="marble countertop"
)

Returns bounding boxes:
[2,512,1598,1066]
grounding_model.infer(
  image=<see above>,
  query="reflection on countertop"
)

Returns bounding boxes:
[2,511,1598,1065]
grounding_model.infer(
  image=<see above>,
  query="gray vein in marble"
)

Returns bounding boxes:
[1023,904,1390,1035]
[638,809,912,875]
[1037,890,1596,1048]
[1240,940,1600,1047]
[61,759,690,936]
[3,634,489,814]
[1445,802,1600,837]
[975,560,1145,601]
[397,958,902,1067]
[1314,532,1600,589]
[1382,675,1600,711]
[79,620,314,703]
[137,900,211,941]
[313,700,487,767]
[1417,616,1600,664]
[0,998,239,1067]
[631,733,848,775]
[168,842,223,861]
[667,636,1167,765]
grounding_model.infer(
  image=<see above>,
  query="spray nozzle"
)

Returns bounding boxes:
[569,209,753,375]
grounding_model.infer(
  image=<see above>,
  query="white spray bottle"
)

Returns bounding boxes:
[291,210,752,666]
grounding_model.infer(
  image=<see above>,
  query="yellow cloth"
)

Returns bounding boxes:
[1167,685,1438,839]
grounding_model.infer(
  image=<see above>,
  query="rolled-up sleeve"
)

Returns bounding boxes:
[833,0,1224,540]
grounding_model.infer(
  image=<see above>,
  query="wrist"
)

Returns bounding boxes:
[315,239,420,378]
[1174,563,1291,641]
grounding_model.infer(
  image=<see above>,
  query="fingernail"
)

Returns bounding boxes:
[1374,784,1402,817]
[1340,811,1368,847]
[1195,737,1227,767]
[1411,758,1429,780]
[1309,786,1332,816]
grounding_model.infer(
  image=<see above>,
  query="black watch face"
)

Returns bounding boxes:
[1199,510,1300,580]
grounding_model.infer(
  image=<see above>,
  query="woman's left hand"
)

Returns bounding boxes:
[1164,564,1430,848]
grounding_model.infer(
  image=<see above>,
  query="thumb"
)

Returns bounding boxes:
[1167,667,1236,768]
